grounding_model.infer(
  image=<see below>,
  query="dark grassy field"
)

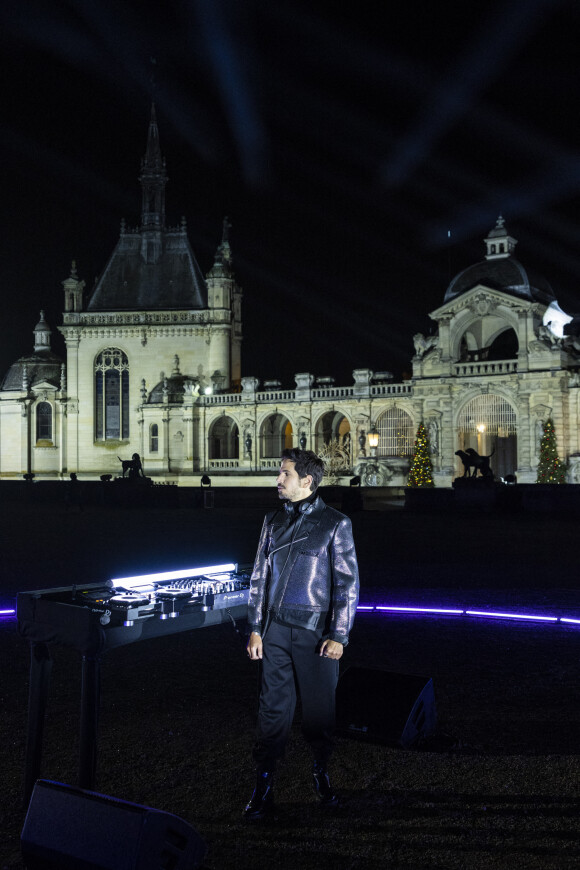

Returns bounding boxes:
[1,494,580,869]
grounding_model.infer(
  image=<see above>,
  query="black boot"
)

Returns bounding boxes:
[312,762,338,808]
[243,771,274,820]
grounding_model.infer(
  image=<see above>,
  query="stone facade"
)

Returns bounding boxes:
[1,115,579,487]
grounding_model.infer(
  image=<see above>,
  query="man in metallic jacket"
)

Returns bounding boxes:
[244,448,359,819]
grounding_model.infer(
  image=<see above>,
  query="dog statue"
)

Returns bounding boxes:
[455,448,494,479]
[118,452,144,479]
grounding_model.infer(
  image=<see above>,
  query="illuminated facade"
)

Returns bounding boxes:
[1,113,580,486]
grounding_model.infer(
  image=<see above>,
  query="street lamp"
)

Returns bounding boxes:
[368,425,379,457]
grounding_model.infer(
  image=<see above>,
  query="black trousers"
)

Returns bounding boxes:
[253,620,339,771]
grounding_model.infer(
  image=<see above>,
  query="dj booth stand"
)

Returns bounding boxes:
[18,571,249,805]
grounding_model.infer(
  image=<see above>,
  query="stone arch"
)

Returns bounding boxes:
[208,414,239,460]
[450,304,519,363]
[260,412,293,460]
[313,409,352,459]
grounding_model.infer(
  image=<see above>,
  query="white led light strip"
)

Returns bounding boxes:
[110,562,237,589]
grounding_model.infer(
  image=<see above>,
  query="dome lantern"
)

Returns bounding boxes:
[484,215,517,260]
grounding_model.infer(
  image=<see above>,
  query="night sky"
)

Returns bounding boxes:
[1,0,580,387]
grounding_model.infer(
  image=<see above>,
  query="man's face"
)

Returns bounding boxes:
[276,458,313,502]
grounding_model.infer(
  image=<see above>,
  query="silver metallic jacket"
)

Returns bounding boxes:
[247,496,359,645]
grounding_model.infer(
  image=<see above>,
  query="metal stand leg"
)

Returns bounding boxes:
[23,642,53,806]
[79,655,101,790]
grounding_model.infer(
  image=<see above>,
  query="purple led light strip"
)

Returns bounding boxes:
[357,604,580,626]
[376,605,464,615]
[465,610,557,622]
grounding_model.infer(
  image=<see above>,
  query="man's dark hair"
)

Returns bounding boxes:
[281,448,325,491]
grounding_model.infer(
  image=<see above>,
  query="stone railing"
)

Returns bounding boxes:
[203,393,243,405]
[203,381,413,405]
[453,360,518,377]
[260,458,281,470]
[257,390,296,402]
[370,383,413,396]
[208,459,240,469]
[311,386,355,400]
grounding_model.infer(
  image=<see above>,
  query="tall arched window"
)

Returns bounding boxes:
[36,401,52,442]
[95,348,129,440]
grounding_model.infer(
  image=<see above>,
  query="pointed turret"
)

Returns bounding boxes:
[62,260,85,312]
[207,217,234,280]
[207,217,236,309]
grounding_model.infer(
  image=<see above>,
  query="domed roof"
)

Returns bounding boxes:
[443,217,556,307]
[1,312,64,392]
[444,257,555,305]
[147,373,197,404]
[1,352,63,391]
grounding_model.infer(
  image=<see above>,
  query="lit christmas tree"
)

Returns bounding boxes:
[536,418,567,484]
[407,422,435,487]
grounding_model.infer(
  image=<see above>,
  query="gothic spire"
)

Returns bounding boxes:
[139,103,167,230]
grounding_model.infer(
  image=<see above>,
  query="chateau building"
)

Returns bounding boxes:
[1,109,580,487]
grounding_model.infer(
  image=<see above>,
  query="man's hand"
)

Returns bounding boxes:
[247,631,263,660]
[319,639,343,660]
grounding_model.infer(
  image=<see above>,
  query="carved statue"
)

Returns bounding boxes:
[537,325,560,346]
[413,333,438,358]
[427,421,438,452]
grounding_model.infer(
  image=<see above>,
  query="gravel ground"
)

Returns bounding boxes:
[1,496,579,869]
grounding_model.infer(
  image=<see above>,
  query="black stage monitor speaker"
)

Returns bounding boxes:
[21,780,206,870]
[336,666,436,748]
